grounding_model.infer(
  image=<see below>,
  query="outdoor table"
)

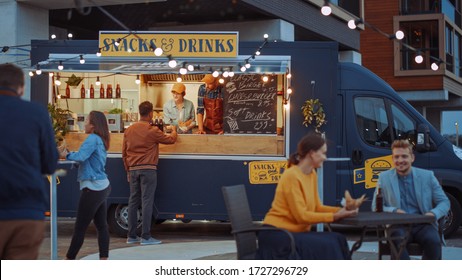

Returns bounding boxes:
[335,211,435,259]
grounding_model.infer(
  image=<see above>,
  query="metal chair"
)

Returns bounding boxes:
[221,184,296,260]
[377,218,444,259]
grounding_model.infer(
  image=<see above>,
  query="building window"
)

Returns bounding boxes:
[400,0,441,15]
[446,24,454,72]
[400,20,439,70]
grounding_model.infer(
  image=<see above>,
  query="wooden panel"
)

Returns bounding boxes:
[65,133,285,156]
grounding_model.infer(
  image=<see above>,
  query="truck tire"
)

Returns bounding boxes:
[107,204,141,238]
[442,192,462,238]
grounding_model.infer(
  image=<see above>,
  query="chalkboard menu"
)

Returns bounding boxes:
[223,74,278,134]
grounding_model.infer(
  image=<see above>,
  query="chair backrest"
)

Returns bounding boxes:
[222,184,258,260]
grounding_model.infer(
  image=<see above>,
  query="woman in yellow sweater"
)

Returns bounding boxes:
[256,133,357,259]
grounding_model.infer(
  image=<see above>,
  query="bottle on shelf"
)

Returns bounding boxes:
[375,185,383,213]
[116,83,121,98]
[100,84,105,98]
[80,84,85,98]
[90,84,95,98]
[107,84,113,98]
[154,116,159,128]
[158,117,164,131]
[65,84,70,98]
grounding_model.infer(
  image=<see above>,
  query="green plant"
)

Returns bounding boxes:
[65,74,83,87]
[301,98,327,133]
[108,108,123,114]
[48,103,72,143]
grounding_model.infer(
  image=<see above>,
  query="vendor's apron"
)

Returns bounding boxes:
[204,96,223,134]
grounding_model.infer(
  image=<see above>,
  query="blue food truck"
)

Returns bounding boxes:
[30,37,462,237]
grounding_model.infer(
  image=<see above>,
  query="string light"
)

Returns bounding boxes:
[154,47,163,56]
[95,76,101,86]
[51,34,57,39]
[96,48,102,57]
[176,74,182,82]
[67,33,73,39]
[135,75,140,85]
[212,70,219,77]
[35,65,42,75]
[167,55,177,68]
[58,61,64,70]
[79,55,85,64]
[187,64,194,71]
[415,52,423,64]
[321,0,332,16]
[114,38,121,47]
[179,63,187,75]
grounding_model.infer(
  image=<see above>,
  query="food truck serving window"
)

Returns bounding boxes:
[50,55,289,158]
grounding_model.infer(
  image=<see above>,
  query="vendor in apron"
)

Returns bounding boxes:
[196,74,223,134]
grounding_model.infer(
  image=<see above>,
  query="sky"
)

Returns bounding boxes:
[441,111,461,135]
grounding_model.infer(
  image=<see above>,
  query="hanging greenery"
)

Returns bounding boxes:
[301,98,327,133]
[47,103,72,143]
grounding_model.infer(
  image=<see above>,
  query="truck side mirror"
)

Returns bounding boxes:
[416,124,430,152]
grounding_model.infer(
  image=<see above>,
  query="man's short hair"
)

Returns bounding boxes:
[138,101,153,117]
[0,63,24,89]
[391,139,413,154]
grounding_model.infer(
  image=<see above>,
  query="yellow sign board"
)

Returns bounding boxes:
[99,31,238,58]
[249,160,287,184]
[361,154,394,189]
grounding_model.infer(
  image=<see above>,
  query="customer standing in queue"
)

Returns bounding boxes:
[163,82,196,134]
[61,111,111,260]
[372,139,449,260]
[196,74,223,134]
[123,101,177,245]
[256,133,357,260]
[0,63,58,259]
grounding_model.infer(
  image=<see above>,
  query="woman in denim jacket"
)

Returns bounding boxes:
[62,111,111,260]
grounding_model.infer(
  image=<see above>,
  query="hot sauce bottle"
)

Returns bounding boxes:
[107,84,113,98]
[80,84,85,98]
[116,83,121,98]
[90,84,95,98]
[100,84,105,98]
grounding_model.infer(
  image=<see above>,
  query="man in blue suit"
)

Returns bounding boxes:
[372,139,449,260]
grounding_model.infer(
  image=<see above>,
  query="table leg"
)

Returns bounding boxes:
[385,225,411,260]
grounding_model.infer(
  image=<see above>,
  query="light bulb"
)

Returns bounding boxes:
[96,48,102,57]
[219,78,225,84]
[262,75,269,82]
[187,64,194,71]
[29,71,34,77]
[135,75,141,85]
[79,55,85,64]
[212,71,219,77]
[263,34,269,39]
[168,59,177,68]
[179,67,187,75]
[223,71,229,78]
[348,19,357,29]
[415,54,423,64]
[176,76,182,82]
[51,34,57,39]
[55,79,61,86]
[240,65,246,72]
[321,6,332,16]
[154,47,163,56]
[431,62,439,71]
[395,30,404,40]
[58,61,64,70]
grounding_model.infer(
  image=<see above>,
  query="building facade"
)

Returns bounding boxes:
[361,0,461,139]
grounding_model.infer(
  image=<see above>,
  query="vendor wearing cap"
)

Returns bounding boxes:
[196,74,224,134]
[163,82,196,134]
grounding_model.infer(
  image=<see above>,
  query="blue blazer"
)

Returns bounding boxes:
[371,167,450,229]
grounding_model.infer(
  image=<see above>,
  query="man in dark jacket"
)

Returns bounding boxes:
[0,63,58,259]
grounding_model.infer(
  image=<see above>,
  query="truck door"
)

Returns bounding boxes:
[345,94,428,201]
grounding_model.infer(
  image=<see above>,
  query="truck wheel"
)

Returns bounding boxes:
[442,192,462,238]
[107,204,141,238]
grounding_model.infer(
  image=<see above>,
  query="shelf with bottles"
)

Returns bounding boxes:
[57,97,128,115]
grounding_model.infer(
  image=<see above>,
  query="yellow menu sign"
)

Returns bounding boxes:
[354,154,394,189]
[99,31,238,58]
[249,160,287,184]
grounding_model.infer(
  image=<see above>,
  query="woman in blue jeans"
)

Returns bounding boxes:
[61,111,111,260]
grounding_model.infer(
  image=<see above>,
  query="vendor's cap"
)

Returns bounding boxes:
[201,74,217,84]
[171,82,186,94]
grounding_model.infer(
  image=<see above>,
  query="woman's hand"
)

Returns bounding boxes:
[333,207,358,221]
